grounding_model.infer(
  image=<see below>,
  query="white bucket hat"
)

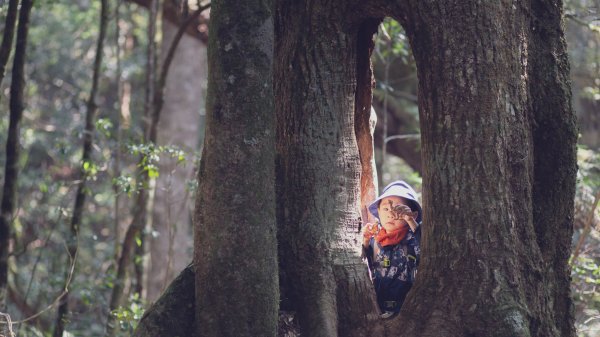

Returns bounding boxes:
[368,180,422,223]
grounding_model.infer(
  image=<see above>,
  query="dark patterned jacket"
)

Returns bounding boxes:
[364,224,421,313]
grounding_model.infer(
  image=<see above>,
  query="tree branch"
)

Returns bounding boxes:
[127,0,209,43]
[150,3,210,142]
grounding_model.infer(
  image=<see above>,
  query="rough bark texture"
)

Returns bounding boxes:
[128,1,577,336]
[193,0,279,336]
[0,0,34,313]
[400,5,536,334]
[53,1,108,335]
[357,1,577,336]
[274,2,381,336]
[147,19,207,303]
[133,265,195,337]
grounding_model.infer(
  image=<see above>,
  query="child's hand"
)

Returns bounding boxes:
[394,205,418,231]
[362,223,378,246]
[393,205,414,221]
[363,223,378,237]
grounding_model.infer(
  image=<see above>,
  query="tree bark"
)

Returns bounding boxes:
[0,0,20,89]
[133,265,195,337]
[528,1,578,335]
[0,0,33,313]
[128,1,577,336]
[147,17,207,303]
[193,0,279,336]
[274,2,382,336]
[355,20,382,224]
[356,1,578,336]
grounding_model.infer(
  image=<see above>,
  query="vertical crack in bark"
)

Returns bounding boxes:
[354,18,382,228]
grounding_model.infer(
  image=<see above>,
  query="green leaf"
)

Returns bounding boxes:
[148,167,159,178]
[39,182,48,193]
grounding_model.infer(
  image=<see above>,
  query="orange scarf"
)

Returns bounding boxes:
[375,226,408,247]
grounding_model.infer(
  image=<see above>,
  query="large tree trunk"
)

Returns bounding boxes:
[358,1,577,336]
[274,3,382,336]
[147,17,207,304]
[129,1,577,336]
[193,0,279,336]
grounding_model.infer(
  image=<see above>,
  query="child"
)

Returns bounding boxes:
[362,180,422,319]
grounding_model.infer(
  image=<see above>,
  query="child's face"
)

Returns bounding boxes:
[378,196,410,232]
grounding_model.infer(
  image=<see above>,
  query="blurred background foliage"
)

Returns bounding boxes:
[1,1,156,336]
[0,0,598,336]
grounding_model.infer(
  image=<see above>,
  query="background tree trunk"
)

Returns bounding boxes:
[0,0,34,313]
[147,18,207,303]
[193,0,279,336]
[107,0,160,332]
[0,0,20,89]
[128,0,209,43]
[372,97,422,175]
[274,3,382,336]
[53,1,108,335]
